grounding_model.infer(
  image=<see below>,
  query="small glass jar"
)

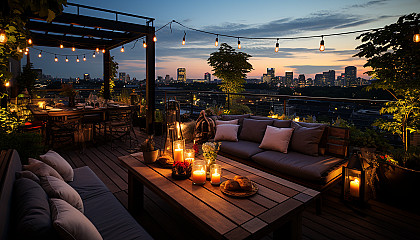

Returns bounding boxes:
[173,139,185,162]
[184,149,195,164]
[210,164,221,185]
[192,160,206,185]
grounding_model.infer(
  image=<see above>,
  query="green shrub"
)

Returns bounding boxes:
[0,132,43,164]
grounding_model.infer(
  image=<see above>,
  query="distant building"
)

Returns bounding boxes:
[157,76,163,83]
[204,72,211,82]
[118,72,126,81]
[285,71,293,87]
[322,70,335,87]
[165,75,171,83]
[83,73,90,81]
[314,74,323,87]
[33,69,42,80]
[177,68,186,82]
[306,78,313,86]
[345,66,357,87]
[298,74,305,88]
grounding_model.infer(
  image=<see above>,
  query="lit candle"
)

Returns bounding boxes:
[185,149,194,163]
[211,169,220,185]
[349,178,360,198]
[294,117,299,122]
[192,168,206,184]
[174,144,184,162]
[176,122,181,138]
[38,102,44,109]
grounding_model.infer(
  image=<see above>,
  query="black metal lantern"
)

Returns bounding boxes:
[341,150,371,207]
[163,99,184,161]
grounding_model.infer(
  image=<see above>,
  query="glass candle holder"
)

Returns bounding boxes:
[210,164,221,185]
[173,139,185,162]
[192,160,206,185]
[184,149,195,164]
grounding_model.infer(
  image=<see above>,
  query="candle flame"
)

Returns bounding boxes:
[354,178,359,184]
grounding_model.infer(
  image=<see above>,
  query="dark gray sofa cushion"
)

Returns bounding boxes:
[221,114,250,126]
[220,140,264,160]
[290,121,325,156]
[251,150,345,183]
[69,167,153,240]
[13,178,57,240]
[273,120,291,128]
[239,118,273,143]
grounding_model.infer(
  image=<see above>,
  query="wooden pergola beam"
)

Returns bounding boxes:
[30,32,119,50]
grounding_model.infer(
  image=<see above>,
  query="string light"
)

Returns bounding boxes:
[60,42,64,48]
[275,39,279,53]
[215,35,219,47]
[143,40,147,48]
[96,47,100,53]
[28,38,32,45]
[17,47,22,53]
[72,46,76,51]
[153,34,157,42]
[319,36,325,52]
[65,56,69,62]
[121,45,125,52]
[5,82,10,87]
[102,49,105,53]
[38,51,42,58]
[237,38,241,49]
[83,55,86,61]
[92,52,96,58]
[55,55,58,62]
[24,50,28,55]
[76,56,80,62]
[182,31,186,45]
[414,29,420,43]
[0,30,7,43]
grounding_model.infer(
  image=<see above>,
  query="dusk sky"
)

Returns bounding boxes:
[28,0,420,80]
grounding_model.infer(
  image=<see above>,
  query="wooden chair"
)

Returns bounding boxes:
[103,107,137,149]
[46,111,83,149]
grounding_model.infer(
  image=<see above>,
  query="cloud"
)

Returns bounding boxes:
[347,0,388,9]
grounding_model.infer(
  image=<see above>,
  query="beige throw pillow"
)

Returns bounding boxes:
[214,124,240,142]
[24,158,64,181]
[215,119,239,125]
[41,176,84,213]
[49,198,102,240]
[40,150,74,182]
[259,126,294,153]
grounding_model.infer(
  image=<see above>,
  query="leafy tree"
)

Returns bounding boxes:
[16,63,37,94]
[100,56,118,97]
[207,43,253,94]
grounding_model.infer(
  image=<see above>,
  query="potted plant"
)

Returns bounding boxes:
[140,135,159,163]
[60,84,77,107]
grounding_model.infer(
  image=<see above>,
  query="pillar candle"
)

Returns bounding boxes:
[349,178,360,198]
[174,148,184,162]
[211,170,220,184]
[192,168,206,184]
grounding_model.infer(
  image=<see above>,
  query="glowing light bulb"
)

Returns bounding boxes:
[143,40,147,48]
[121,45,125,52]
[76,56,80,62]
[153,35,157,42]
[38,51,42,58]
[414,30,420,43]
[0,31,7,43]
[96,47,99,52]
[215,35,219,47]
[28,38,32,44]
[102,49,105,53]
[24,51,28,55]
[5,82,10,87]
[275,39,279,53]
[25,47,29,52]
[65,56,68,62]
[319,37,325,52]
[72,46,75,51]
[60,43,64,48]
[83,55,86,61]
[237,38,241,49]
[92,52,96,58]
[182,36,186,45]
[55,55,58,62]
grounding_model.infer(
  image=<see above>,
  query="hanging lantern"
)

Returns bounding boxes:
[341,150,372,207]
[163,99,184,160]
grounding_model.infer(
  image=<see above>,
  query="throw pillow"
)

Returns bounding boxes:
[239,118,273,143]
[259,126,294,153]
[221,114,250,125]
[215,119,239,125]
[289,121,325,156]
[214,124,240,142]
[40,150,74,182]
[15,170,41,183]
[49,198,103,240]
[272,119,292,128]
[24,158,64,181]
[40,176,84,213]
[13,178,57,240]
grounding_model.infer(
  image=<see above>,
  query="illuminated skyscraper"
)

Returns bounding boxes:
[345,66,357,87]
[177,68,186,82]
[204,72,211,82]
[285,71,293,87]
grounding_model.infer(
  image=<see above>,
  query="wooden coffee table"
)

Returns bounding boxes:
[119,153,319,240]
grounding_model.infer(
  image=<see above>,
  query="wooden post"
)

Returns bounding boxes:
[146,31,156,135]
[103,50,110,100]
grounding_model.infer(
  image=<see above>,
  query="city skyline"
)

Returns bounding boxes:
[25,0,420,80]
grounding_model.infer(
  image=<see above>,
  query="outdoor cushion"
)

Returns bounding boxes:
[24,158,64,181]
[40,150,74,182]
[290,121,325,156]
[13,178,57,240]
[69,166,154,240]
[251,150,345,183]
[220,140,264,160]
[221,114,250,126]
[239,118,273,143]
[16,170,40,183]
[272,119,292,128]
[250,116,274,121]
[49,198,102,240]
[40,176,84,213]
[214,124,240,142]
[216,119,239,125]
[259,126,294,153]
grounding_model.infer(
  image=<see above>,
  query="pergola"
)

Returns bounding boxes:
[27,2,156,133]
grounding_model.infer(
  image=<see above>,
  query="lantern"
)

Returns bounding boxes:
[341,150,371,207]
[163,99,183,160]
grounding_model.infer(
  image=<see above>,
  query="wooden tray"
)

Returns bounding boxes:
[220,181,258,198]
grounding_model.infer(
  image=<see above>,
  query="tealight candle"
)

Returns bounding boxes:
[349,178,360,198]
[185,149,195,163]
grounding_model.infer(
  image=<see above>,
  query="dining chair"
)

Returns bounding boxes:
[46,110,83,150]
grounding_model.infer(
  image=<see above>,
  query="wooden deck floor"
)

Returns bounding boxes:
[56,130,420,240]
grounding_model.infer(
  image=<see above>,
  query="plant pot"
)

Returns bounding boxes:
[143,149,159,163]
[376,162,420,213]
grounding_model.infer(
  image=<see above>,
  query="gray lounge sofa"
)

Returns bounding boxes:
[0,149,153,240]
[217,115,349,191]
